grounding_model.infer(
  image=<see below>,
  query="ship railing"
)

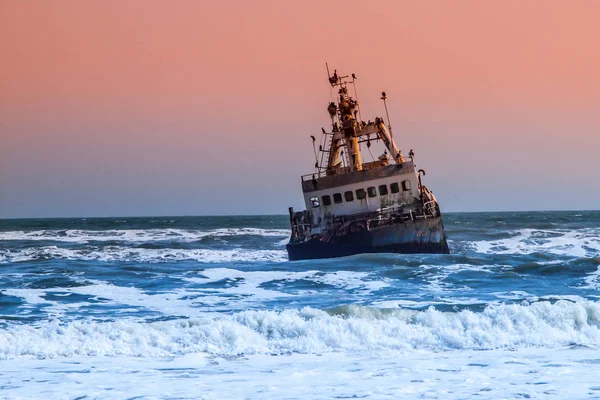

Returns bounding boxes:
[422,201,439,218]
[290,222,312,242]
[300,167,328,182]
[329,204,440,232]
[301,166,356,181]
[301,173,316,182]
[366,211,413,231]
[330,207,411,230]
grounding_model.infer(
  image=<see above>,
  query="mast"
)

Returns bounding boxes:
[321,66,405,175]
[380,91,393,137]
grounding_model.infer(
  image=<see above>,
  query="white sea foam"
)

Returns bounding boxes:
[187,268,391,293]
[183,268,389,307]
[2,280,199,318]
[415,263,498,294]
[471,228,600,257]
[0,246,287,264]
[2,348,600,399]
[582,266,600,290]
[1,301,599,360]
[0,228,290,243]
[372,297,493,309]
[3,269,388,316]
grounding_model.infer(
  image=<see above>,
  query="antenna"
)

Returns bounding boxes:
[380,91,393,138]
[310,135,320,177]
[326,63,339,86]
[351,73,362,122]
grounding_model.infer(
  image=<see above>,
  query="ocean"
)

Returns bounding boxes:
[1,211,600,399]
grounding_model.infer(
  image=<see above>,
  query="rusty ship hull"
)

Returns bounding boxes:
[286,214,449,261]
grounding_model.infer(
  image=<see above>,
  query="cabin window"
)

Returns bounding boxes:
[310,197,320,208]
[356,188,366,200]
[344,191,354,202]
[379,185,388,196]
[367,187,377,198]
[390,182,400,194]
[333,193,343,204]
[322,195,331,206]
[402,180,411,191]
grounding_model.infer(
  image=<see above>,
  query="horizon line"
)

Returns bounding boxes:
[1,208,599,221]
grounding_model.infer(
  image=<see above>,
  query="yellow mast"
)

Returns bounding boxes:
[323,67,405,174]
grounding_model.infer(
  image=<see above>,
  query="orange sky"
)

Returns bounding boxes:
[1,1,599,217]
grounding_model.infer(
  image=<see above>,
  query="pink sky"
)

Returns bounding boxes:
[1,1,599,217]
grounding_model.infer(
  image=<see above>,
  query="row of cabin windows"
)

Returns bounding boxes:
[314,180,411,207]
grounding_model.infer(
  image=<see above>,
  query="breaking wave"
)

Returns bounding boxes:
[2,300,600,359]
[470,228,600,257]
[0,228,290,243]
[0,246,287,264]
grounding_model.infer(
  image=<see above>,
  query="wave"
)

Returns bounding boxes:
[0,228,290,244]
[470,228,600,257]
[2,269,389,317]
[582,265,600,290]
[0,246,287,264]
[2,300,600,359]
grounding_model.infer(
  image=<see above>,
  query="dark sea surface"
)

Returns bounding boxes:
[1,211,600,399]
